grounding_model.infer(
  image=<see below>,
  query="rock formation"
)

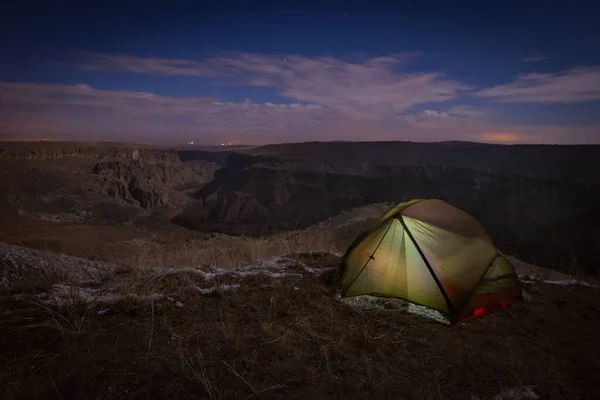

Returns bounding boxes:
[92,159,217,210]
[0,142,180,164]
[174,152,600,272]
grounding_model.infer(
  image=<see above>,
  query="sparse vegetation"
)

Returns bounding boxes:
[1,247,599,399]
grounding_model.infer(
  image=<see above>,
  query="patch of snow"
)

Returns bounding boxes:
[406,303,449,325]
[97,308,110,316]
[302,266,323,275]
[152,254,336,282]
[6,249,341,308]
[300,250,344,258]
[519,275,598,289]
[13,284,165,306]
[195,284,240,295]
[341,295,450,324]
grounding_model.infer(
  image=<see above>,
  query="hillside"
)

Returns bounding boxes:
[174,153,600,274]
[0,142,218,258]
[1,210,599,400]
[248,141,600,182]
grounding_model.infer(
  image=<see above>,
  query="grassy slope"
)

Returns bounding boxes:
[1,250,599,400]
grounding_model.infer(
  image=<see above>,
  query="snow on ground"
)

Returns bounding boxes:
[341,295,451,324]
[196,284,241,295]
[12,284,165,307]
[2,240,596,313]
[519,276,599,289]
[4,251,338,308]
[152,253,336,281]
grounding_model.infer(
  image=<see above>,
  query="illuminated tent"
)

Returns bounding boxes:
[339,199,522,323]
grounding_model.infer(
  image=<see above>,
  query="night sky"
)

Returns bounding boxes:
[2,0,600,145]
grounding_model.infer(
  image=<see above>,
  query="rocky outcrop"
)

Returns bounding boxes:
[0,142,180,164]
[92,161,165,209]
[174,153,600,272]
[92,159,217,210]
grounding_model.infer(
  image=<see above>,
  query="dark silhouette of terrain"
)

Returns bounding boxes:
[174,150,600,273]
[249,141,600,182]
[178,150,239,166]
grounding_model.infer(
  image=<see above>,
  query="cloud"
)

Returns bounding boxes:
[475,66,600,103]
[0,82,334,144]
[78,52,472,116]
[446,105,487,118]
[2,52,599,145]
[414,105,488,121]
[521,51,547,63]
[420,110,453,119]
[522,53,547,63]
[79,53,219,77]
[2,81,597,145]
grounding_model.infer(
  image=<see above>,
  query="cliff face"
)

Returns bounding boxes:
[0,142,180,164]
[91,160,217,209]
[174,153,600,272]
[249,141,600,182]
[0,142,218,224]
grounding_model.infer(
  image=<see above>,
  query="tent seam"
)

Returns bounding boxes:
[340,220,395,296]
[399,215,457,318]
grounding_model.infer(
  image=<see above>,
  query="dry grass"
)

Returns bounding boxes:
[551,252,600,284]
[1,211,599,399]
[1,257,599,400]
[119,228,341,269]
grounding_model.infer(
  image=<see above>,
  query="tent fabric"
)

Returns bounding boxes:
[339,199,523,322]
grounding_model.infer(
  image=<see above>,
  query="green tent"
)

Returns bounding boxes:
[339,199,522,323]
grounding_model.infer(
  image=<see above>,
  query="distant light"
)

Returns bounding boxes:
[228,142,231,145]
[188,141,194,145]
